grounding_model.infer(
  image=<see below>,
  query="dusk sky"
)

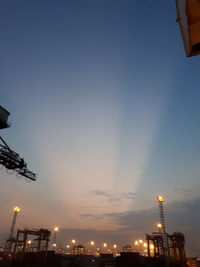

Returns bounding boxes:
[1,0,200,256]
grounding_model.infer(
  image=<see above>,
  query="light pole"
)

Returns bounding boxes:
[139,240,143,254]
[103,243,107,253]
[72,239,76,254]
[27,240,32,252]
[135,240,139,252]
[156,195,170,267]
[9,206,20,239]
[156,196,168,256]
[53,227,59,249]
[90,241,95,255]
[157,223,162,233]
[143,242,147,256]
[113,244,117,255]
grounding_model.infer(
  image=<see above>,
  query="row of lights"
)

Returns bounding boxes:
[10,195,166,251]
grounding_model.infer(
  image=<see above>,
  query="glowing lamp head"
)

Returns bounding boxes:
[113,244,117,249]
[54,227,59,232]
[53,243,56,247]
[27,240,32,245]
[90,241,94,246]
[72,239,76,244]
[157,195,164,202]
[13,206,20,213]
[135,240,139,246]
[150,244,154,249]
[139,239,143,244]
[157,223,162,229]
[143,243,147,248]
[103,243,107,248]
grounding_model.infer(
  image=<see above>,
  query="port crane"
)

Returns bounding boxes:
[0,106,36,181]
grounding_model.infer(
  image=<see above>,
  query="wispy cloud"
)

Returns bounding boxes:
[92,190,113,198]
[80,214,104,220]
[91,190,141,204]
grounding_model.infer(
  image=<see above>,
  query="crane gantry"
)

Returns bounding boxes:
[0,106,36,181]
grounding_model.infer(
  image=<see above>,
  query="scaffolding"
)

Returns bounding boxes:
[168,232,186,263]
[6,228,51,264]
[146,231,187,266]
[146,232,164,258]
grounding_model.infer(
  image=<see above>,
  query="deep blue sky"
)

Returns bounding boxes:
[1,0,200,255]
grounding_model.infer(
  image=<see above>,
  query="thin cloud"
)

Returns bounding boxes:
[80,214,104,220]
[91,190,141,204]
[92,190,113,198]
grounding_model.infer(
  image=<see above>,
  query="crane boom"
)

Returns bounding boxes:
[0,136,36,181]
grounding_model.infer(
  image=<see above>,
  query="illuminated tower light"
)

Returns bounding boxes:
[156,195,169,256]
[9,206,20,239]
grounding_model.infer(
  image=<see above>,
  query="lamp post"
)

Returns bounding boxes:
[53,227,59,249]
[9,206,20,239]
[157,223,162,233]
[113,244,117,255]
[72,239,76,254]
[156,196,168,256]
[139,240,143,254]
[135,240,139,252]
[103,243,107,253]
[143,242,147,256]
[90,241,95,255]
[156,195,170,267]
[27,240,32,252]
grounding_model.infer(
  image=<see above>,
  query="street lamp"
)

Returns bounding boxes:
[157,196,164,202]
[143,243,147,256]
[156,195,169,256]
[134,240,139,252]
[27,240,32,252]
[72,239,76,254]
[53,227,59,248]
[157,223,162,233]
[113,244,117,255]
[89,241,95,255]
[157,223,162,229]
[9,206,20,239]
[103,243,107,252]
[138,239,143,254]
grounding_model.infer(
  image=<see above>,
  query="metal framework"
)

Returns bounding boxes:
[0,105,36,181]
[0,136,36,181]
[0,106,10,130]
[146,232,164,257]
[146,231,187,266]
[158,201,168,253]
[157,197,169,257]
[168,232,186,263]
[6,228,51,264]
